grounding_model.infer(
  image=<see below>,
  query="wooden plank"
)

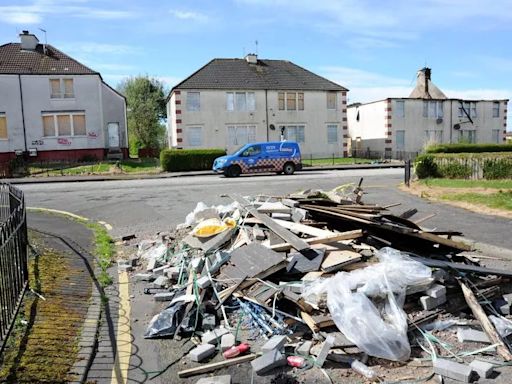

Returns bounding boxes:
[273,218,335,237]
[301,311,319,333]
[321,250,362,273]
[178,353,259,378]
[408,255,512,277]
[232,194,310,251]
[459,280,512,361]
[413,213,437,225]
[270,230,362,252]
[312,315,335,329]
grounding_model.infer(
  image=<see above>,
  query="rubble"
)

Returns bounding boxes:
[129,180,512,382]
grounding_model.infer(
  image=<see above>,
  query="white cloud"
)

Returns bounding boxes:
[169,9,208,22]
[0,11,42,24]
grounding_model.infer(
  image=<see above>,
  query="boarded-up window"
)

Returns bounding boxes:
[278,92,285,110]
[73,115,86,135]
[492,129,500,143]
[187,92,200,111]
[395,101,405,118]
[226,93,234,111]
[285,125,305,143]
[187,127,202,146]
[247,92,256,111]
[327,92,337,110]
[235,92,246,111]
[42,115,55,136]
[63,79,74,98]
[286,93,296,110]
[50,79,61,98]
[327,124,338,143]
[227,125,256,146]
[493,102,500,118]
[298,92,304,110]
[57,115,71,136]
[0,115,7,139]
[396,130,405,150]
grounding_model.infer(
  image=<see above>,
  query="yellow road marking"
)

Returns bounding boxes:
[111,271,131,384]
[27,207,89,221]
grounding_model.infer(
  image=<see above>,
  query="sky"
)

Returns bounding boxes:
[0,0,511,129]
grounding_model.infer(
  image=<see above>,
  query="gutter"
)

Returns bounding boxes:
[18,75,28,152]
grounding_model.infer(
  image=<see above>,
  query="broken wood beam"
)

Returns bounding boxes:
[270,230,362,252]
[459,280,512,361]
[178,353,259,377]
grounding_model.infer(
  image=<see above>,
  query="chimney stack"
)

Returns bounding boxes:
[19,30,39,51]
[245,53,258,64]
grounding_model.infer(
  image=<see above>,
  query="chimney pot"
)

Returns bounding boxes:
[19,31,39,51]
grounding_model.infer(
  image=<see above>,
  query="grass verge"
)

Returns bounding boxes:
[302,157,373,166]
[85,221,115,286]
[420,178,512,189]
[440,190,512,211]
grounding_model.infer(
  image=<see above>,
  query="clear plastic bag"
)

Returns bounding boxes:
[490,315,512,338]
[302,247,432,361]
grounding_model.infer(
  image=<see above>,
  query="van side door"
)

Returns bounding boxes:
[239,144,263,172]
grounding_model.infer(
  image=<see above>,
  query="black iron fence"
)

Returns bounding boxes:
[351,149,419,161]
[0,183,28,355]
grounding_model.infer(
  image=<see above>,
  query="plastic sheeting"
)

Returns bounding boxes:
[181,201,240,228]
[302,247,432,361]
[490,315,512,338]
[144,292,188,338]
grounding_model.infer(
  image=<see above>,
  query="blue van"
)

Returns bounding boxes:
[213,141,302,177]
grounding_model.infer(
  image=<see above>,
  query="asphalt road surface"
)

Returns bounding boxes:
[19,168,512,249]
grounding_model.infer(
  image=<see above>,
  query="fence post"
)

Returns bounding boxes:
[405,159,411,187]
[332,153,335,165]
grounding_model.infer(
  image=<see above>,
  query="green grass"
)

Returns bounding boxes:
[303,157,373,166]
[86,222,115,286]
[28,158,161,177]
[420,178,512,189]
[441,190,512,211]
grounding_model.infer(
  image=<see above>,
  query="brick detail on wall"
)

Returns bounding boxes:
[176,119,182,124]
[175,100,181,105]
[341,91,347,97]
[342,117,347,122]
[343,150,348,157]
[174,90,181,95]
[176,110,182,115]
[385,147,393,151]
[342,108,347,113]
[385,139,392,144]
[342,100,347,105]
[343,134,349,138]
[343,125,348,130]
[343,142,348,147]
[387,131,392,136]
[176,128,182,133]
[177,138,183,143]
[386,115,392,119]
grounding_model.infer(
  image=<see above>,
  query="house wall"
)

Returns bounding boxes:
[167,88,348,158]
[348,99,509,154]
[0,74,128,161]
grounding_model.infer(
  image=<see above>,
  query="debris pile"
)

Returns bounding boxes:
[132,181,512,382]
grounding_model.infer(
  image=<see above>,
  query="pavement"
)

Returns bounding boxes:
[5,162,404,185]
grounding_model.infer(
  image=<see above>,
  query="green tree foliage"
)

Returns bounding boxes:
[117,76,167,153]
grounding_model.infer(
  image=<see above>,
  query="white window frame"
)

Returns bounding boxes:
[0,113,7,140]
[395,100,405,118]
[425,130,443,144]
[423,101,443,118]
[285,125,305,143]
[187,126,203,146]
[186,92,200,112]
[327,124,338,144]
[327,92,337,110]
[396,130,405,150]
[493,102,500,118]
[49,78,74,99]
[459,129,476,144]
[226,92,256,112]
[41,111,86,137]
[227,125,256,146]
[279,92,304,111]
[458,101,477,118]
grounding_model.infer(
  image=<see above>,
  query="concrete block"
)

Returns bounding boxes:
[469,359,494,379]
[502,293,512,304]
[220,333,235,352]
[252,226,266,241]
[197,275,211,289]
[296,340,312,356]
[315,335,335,367]
[133,273,155,282]
[261,335,287,353]
[146,257,157,271]
[196,375,231,384]
[420,294,446,311]
[189,344,216,362]
[202,328,230,345]
[433,358,476,382]
[499,303,510,316]
[291,208,307,223]
[153,265,169,275]
[117,260,133,272]
[457,327,491,344]
[152,275,169,288]
[251,349,287,375]
[282,199,299,208]
[191,257,204,273]
[426,284,447,299]
[164,267,180,280]
[154,292,174,302]
[202,314,216,331]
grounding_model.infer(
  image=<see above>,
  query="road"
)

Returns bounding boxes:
[19,168,512,248]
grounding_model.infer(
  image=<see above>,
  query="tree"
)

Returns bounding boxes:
[117,76,167,153]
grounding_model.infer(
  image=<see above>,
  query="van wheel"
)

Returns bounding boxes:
[226,165,241,178]
[283,162,295,175]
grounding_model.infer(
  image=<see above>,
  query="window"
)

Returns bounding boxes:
[425,130,443,144]
[327,92,337,110]
[50,78,74,98]
[227,125,256,146]
[395,101,405,118]
[186,92,200,111]
[41,112,86,137]
[279,92,304,111]
[396,130,405,150]
[327,124,338,144]
[492,129,500,143]
[0,114,7,139]
[241,144,261,157]
[187,127,202,146]
[423,101,443,118]
[459,130,476,143]
[226,92,255,111]
[285,125,305,143]
[458,101,477,118]
[493,102,500,118]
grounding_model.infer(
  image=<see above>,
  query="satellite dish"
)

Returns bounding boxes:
[453,123,461,130]
[436,118,443,124]
[269,124,275,131]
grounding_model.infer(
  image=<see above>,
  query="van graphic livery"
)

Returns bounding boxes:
[213,141,302,177]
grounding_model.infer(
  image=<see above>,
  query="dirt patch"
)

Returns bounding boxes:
[401,182,512,219]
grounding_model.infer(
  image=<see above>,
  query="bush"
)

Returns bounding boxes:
[426,143,512,154]
[437,162,472,179]
[414,154,439,179]
[160,149,226,172]
[483,158,512,179]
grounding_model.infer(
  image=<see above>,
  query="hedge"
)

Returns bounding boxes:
[414,153,512,179]
[425,143,512,154]
[160,149,226,172]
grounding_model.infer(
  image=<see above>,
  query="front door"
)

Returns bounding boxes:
[107,123,120,148]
